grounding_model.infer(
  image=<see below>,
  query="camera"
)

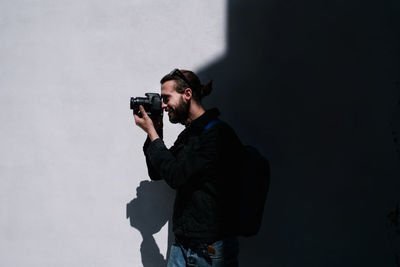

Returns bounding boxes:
[130,93,163,118]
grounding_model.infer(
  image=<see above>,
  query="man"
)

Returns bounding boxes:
[134,69,244,267]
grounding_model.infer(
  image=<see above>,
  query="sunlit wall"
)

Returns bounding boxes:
[0,1,227,266]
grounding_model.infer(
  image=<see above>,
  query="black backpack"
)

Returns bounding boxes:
[237,145,270,236]
[205,120,270,237]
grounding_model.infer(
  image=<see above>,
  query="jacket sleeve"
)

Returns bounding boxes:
[143,137,162,180]
[144,127,219,189]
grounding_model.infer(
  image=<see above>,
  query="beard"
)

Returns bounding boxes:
[168,96,190,125]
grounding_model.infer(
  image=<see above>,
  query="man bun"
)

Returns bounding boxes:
[201,80,213,98]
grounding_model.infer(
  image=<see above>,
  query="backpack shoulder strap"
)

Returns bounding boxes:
[204,119,221,131]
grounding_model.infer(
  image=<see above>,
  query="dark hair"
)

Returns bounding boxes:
[160,69,213,102]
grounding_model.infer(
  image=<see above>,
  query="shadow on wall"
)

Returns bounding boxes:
[127,180,174,267]
[386,202,400,267]
[391,87,400,160]
[197,0,400,266]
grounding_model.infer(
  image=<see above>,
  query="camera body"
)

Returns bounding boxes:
[130,93,163,118]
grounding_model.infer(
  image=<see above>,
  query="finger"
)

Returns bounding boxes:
[133,114,140,124]
[139,105,147,118]
[139,105,149,119]
[133,113,144,124]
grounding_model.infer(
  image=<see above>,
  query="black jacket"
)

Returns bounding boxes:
[144,109,244,246]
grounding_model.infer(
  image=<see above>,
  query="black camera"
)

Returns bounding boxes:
[130,93,163,118]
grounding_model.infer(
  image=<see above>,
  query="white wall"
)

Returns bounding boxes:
[0,1,226,266]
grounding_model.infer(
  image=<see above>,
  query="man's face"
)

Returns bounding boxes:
[161,80,190,124]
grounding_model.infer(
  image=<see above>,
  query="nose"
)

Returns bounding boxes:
[161,102,168,110]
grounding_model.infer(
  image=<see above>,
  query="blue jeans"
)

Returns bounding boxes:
[167,236,239,267]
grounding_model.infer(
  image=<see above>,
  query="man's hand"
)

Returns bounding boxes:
[134,105,160,141]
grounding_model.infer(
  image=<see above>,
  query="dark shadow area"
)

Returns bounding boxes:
[387,202,400,267]
[391,87,400,159]
[197,0,400,266]
[127,180,175,267]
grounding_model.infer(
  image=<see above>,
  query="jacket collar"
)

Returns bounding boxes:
[185,108,220,134]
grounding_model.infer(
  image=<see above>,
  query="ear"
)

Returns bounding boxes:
[183,88,192,101]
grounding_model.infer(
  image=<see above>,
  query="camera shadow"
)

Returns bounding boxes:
[127,180,175,267]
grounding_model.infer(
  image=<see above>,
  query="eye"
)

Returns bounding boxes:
[162,96,169,104]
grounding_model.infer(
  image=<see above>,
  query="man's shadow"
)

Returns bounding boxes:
[127,180,175,267]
